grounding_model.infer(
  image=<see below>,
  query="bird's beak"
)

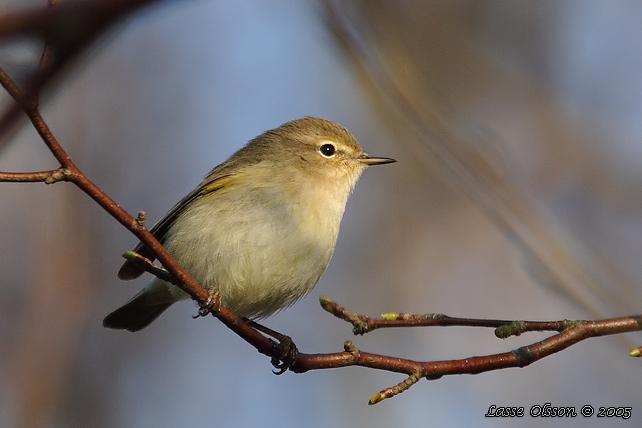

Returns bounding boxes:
[358,155,396,166]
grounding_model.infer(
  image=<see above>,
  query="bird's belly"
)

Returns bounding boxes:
[164,191,338,318]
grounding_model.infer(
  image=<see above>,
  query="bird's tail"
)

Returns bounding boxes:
[103,280,178,332]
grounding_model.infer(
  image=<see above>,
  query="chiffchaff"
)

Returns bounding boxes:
[103,117,394,331]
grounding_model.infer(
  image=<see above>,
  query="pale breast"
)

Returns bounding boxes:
[163,173,346,319]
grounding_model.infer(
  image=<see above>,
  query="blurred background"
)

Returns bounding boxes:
[1,0,641,427]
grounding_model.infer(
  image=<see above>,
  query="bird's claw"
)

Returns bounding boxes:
[193,290,221,319]
[270,335,298,375]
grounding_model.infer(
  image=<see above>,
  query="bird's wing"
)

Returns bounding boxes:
[117,173,235,280]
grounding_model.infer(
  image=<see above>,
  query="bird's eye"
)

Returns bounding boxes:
[319,143,336,157]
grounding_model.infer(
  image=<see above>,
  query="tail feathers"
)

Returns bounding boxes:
[103,284,176,332]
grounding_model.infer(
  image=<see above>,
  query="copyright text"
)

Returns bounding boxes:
[485,404,631,419]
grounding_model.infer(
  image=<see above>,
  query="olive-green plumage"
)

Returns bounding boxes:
[103,117,394,332]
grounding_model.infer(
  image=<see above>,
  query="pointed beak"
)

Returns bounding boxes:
[358,155,396,166]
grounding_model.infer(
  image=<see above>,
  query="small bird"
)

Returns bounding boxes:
[103,117,394,331]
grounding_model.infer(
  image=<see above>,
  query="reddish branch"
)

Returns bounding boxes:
[306,299,642,403]
[319,296,579,337]
[1,0,641,405]
[299,310,642,404]
[0,0,281,363]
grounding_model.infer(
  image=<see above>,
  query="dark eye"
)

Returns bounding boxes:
[319,143,336,157]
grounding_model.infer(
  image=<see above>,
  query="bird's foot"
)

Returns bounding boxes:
[193,290,221,319]
[245,319,299,374]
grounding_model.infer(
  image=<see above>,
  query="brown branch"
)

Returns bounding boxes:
[320,297,574,337]
[2,0,641,407]
[0,82,285,364]
[293,304,642,403]
[121,249,176,285]
[14,103,282,360]
[0,169,70,183]
[6,91,638,406]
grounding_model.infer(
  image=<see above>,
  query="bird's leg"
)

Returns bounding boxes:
[244,319,298,374]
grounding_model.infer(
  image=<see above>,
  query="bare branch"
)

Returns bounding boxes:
[0,168,70,183]
[292,305,642,403]
[121,251,176,285]
[0,2,285,367]
[320,297,574,337]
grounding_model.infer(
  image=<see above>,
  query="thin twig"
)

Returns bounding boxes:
[121,250,177,285]
[0,169,70,183]
[320,297,572,337]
